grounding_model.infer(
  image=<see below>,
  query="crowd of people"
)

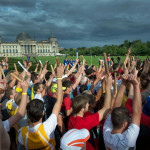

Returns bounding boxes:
[0,48,150,150]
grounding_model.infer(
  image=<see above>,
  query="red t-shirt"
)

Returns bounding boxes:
[68,112,99,130]
[62,94,71,111]
[125,98,150,129]
[68,112,99,150]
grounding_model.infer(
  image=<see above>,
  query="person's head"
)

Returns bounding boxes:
[34,82,43,93]
[111,107,130,131]
[140,73,150,92]
[72,95,89,115]
[51,83,66,97]
[62,80,73,94]
[113,63,119,71]
[60,129,90,150]
[5,88,16,99]
[27,99,44,123]
[83,93,96,110]
[31,72,40,83]
[79,84,87,94]
[92,65,96,70]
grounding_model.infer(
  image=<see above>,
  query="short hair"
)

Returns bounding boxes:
[62,80,72,88]
[79,84,87,94]
[34,82,41,92]
[5,88,13,99]
[31,72,39,83]
[113,63,119,70]
[72,95,89,114]
[26,99,44,123]
[111,107,130,129]
[15,92,22,105]
[82,93,96,105]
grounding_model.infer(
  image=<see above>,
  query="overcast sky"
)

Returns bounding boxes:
[0,0,150,48]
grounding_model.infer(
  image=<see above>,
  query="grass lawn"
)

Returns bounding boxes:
[0,55,149,72]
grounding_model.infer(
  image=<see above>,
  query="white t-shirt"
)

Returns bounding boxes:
[103,115,140,150]
[18,113,57,145]
[34,93,44,102]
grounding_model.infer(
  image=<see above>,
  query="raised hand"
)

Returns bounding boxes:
[105,74,112,88]
[121,74,128,85]
[21,81,29,93]
[57,64,64,78]
[128,74,139,86]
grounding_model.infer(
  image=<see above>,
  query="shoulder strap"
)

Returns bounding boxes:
[22,126,28,147]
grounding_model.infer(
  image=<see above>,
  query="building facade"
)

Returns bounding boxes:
[0,32,59,57]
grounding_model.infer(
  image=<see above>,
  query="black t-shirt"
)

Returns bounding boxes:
[44,96,63,149]
[44,96,63,119]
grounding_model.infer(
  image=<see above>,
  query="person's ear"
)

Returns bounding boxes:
[123,121,128,129]
[42,110,44,116]
[80,108,85,113]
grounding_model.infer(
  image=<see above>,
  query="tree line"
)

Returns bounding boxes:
[60,40,150,56]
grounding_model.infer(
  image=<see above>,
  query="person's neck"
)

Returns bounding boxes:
[36,91,40,94]
[29,119,42,128]
[111,128,123,134]
[64,90,70,95]
[74,112,84,118]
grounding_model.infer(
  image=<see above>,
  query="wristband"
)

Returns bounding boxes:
[22,93,27,95]
[57,78,62,80]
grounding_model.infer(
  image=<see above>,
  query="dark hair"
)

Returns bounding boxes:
[113,63,119,70]
[43,72,52,84]
[31,72,39,83]
[5,88,13,99]
[140,73,150,91]
[34,82,41,92]
[82,93,95,105]
[85,69,95,76]
[79,84,87,94]
[27,99,44,123]
[72,95,89,114]
[111,107,130,129]
[62,80,72,88]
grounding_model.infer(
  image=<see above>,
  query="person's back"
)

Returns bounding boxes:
[18,99,57,150]
[103,74,142,150]
[18,65,64,150]
[68,75,112,150]
[103,109,139,150]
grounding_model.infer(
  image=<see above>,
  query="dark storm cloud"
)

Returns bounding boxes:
[0,0,150,48]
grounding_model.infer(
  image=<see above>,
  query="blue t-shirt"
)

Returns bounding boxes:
[143,96,150,117]
[64,59,67,66]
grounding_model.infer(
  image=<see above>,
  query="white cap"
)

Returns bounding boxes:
[60,129,90,150]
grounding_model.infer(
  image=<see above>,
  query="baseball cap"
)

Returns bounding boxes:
[60,129,90,150]
[51,84,66,93]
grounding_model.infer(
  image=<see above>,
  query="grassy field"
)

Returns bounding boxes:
[0,55,149,72]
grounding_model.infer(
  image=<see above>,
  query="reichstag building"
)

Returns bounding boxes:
[0,32,59,57]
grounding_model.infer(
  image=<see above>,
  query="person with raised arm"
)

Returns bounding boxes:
[103,74,142,150]
[18,64,64,150]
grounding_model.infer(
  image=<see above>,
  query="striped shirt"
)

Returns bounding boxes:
[103,115,140,150]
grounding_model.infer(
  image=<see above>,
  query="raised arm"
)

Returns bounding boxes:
[66,59,78,77]
[98,75,112,121]
[8,81,28,129]
[124,48,131,69]
[52,64,64,117]
[112,74,128,109]
[129,74,142,127]
[34,63,39,73]
[8,71,19,88]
